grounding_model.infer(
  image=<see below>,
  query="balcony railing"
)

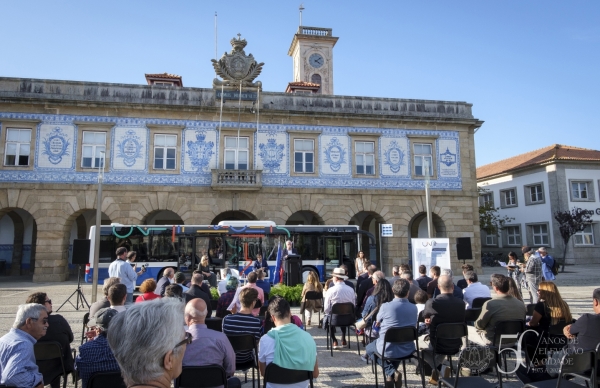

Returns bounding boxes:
[211,169,262,191]
[298,26,332,36]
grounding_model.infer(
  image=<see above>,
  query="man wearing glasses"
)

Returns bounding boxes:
[0,303,48,388]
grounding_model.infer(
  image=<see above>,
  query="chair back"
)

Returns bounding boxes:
[222,310,232,317]
[227,333,257,353]
[205,317,223,332]
[548,320,568,336]
[493,320,525,348]
[381,326,418,357]
[559,350,596,378]
[87,371,126,388]
[176,365,228,388]
[435,323,468,341]
[254,298,263,308]
[304,291,323,301]
[464,308,482,322]
[330,302,355,326]
[418,310,425,323]
[210,299,218,311]
[472,297,492,309]
[34,341,63,361]
[263,363,313,388]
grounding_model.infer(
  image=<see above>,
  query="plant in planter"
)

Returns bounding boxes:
[210,287,219,300]
[269,284,304,305]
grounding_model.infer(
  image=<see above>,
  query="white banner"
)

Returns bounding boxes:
[411,238,451,280]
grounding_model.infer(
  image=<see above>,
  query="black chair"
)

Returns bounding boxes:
[426,323,468,379]
[222,310,232,317]
[34,341,68,388]
[464,309,482,324]
[176,365,228,388]
[210,299,218,311]
[301,291,324,329]
[206,317,223,332]
[524,349,596,388]
[81,312,90,345]
[526,303,536,316]
[492,320,525,374]
[263,363,313,388]
[254,298,263,308]
[326,302,360,357]
[471,297,492,309]
[86,371,126,388]
[439,346,502,388]
[227,334,260,388]
[372,326,425,388]
[563,342,600,387]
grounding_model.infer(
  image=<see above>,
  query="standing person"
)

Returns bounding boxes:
[300,271,323,326]
[108,247,145,304]
[0,303,48,388]
[89,277,120,317]
[282,240,297,258]
[416,265,433,292]
[324,268,355,349]
[258,297,319,388]
[155,268,175,297]
[25,293,74,388]
[125,251,137,265]
[253,253,269,276]
[538,247,555,281]
[506,251,522,289]
[198,255,217,287]
[363,279,417,388]
[355,251,369,279]
[521,247,543,304]
[135,279,161,303]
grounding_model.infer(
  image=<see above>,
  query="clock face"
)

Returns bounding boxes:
[309,53,324,69]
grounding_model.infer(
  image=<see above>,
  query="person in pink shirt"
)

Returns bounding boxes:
[227,271,264,316]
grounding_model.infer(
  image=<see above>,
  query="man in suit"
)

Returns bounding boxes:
[421,275,466,384]
[356,264,375,290]
[339,265,356,291]
[282,240,297,258]
[356,265,377,316]
[185,273,212,318]
[155,267,175,297]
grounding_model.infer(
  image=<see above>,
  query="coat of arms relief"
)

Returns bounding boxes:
[212,34,264,89]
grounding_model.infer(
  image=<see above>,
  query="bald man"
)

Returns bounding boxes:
[182,299,240,388]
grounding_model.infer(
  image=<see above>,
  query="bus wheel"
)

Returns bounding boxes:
[302,267,318,283]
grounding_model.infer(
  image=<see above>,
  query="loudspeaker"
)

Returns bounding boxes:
[456,237,473,261]
[72,239,91,265]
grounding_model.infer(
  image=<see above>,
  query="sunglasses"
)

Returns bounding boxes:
[174,332,193,350]
[32,318,49,324]
[45,299,52,304]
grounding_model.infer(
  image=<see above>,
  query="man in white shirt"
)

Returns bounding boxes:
[107,247,145,304]
[324,268,355,349]
[462,271,491,309]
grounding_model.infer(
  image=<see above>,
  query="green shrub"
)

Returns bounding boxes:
[210,287,219,300]
[269,284,304,303]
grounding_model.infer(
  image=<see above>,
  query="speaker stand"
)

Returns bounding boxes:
[56,265,90,312]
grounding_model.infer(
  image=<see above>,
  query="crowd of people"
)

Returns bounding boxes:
[1,245,599,388]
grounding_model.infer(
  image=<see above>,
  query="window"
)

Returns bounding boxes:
[531,224,549,246]
[355,141,375,175]
[505,226,521,246]
[294,139,314,173]
[571,181,593,201]
[225,136,248,170]
[4,128,31,166]
[525,183,545,205]
[81,131,106,168]
[574,225,594,245]
[414,143,433,177]
[485,233,497,246]
[154,134,177,170]
[500,188,518,208]
[479,192,494,207]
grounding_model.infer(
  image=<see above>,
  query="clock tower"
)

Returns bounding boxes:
[288,26,338,95]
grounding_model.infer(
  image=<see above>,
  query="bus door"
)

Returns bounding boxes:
[323,236,341,278]
[178,237,194,270]
[342,238,356,278]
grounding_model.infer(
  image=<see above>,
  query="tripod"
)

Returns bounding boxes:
[57,264,90,312]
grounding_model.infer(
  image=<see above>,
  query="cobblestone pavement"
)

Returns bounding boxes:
[1,264,598,387]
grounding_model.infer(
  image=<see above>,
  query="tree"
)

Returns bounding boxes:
[478,187,514,235]
[554,207,593,272]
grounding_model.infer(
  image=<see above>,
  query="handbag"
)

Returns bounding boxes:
[355,308,378,330]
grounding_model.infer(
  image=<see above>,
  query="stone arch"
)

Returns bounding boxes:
[210,210,257,225]
[142,210,184,225]
[349,210,386,269]
[408,212,447,239]
[0,208,37,276]
[285,210,324,225]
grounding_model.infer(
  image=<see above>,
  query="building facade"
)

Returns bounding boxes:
[0,28,483,282]
[477,144,600,264]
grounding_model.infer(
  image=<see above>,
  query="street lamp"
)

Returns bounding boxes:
[91,151,105,303]
[424,159,433,238]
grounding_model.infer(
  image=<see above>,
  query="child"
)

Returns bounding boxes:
[415,289,429,335]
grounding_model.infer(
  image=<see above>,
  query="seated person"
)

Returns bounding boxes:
[75,308,120,388]
[135,279,161,303]
[255,270,271,298]
[564,287,600,353]
[457,264,473,290]
[183,298,241,388]
[253,253,269,276]
[223,288,263,365]
[432,269,464,300]
[89,277,120,317]
[25,292,74,388]
[258,297,319,388]
[217,276,239,318]
[198,255,217,287]
[462,271,491,309]
[174,272,190,292]
[165,284,184,300]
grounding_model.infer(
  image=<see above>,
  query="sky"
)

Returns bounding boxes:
[1,1,599,167]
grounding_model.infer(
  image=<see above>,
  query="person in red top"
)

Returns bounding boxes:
[135,279,161,303]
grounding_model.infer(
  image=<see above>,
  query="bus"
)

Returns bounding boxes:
[85,221,375,286]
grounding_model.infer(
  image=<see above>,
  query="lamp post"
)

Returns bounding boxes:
[91,151,105,303]
[424,159,433,238]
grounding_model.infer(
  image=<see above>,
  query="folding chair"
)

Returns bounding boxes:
[525,349,596,388]
[464,309,481,324]
[34,341,68,388]
[493,320,525,375]
[472,297,492,310]
[563,342,600,387]
[176,365,228,388]
[227,334,260,388]
[372,326,426,388]
[326,302,360,357]
[81,312,90,345]
[439,346,502,388]
[301,291,323,329]
[86,370,126,388]
[425,323,468,379]
[263,363,313,388]
[206,317,223,332]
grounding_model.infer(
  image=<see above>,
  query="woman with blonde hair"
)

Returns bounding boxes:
[528,281,572,330]
[300,271,323,326]
[355,251,369,278]
[198,255,217,287]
